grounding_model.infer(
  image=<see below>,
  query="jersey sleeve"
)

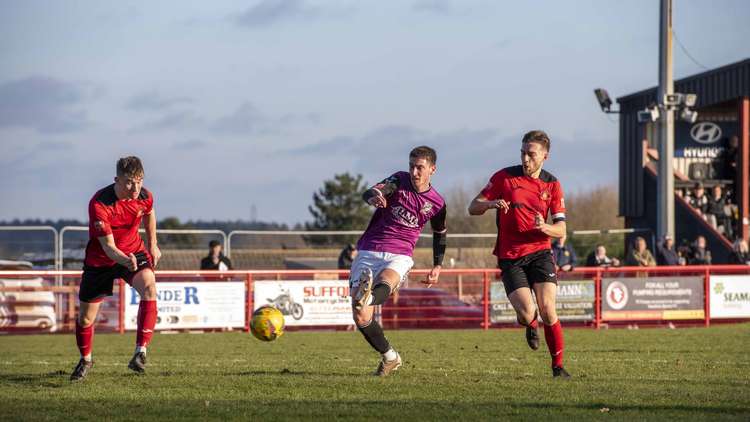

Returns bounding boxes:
[89,201,112,237]
[364,173,401,203]
[480,171,504,201]
[430,204,447,233]
[373,173,400,197]
[550,181,566,223]
[143,190,154,214]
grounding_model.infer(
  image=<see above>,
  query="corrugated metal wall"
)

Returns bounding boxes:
[617,58,750,218]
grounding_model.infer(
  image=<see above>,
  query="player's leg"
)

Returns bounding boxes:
[533,282,568,378]
[359,252,412,309]
[71,268,113,381]
[363,268,402,307]
[501,259,540,350]
[128,267,157,373]
[70,300,101,381]
[350,253,407,376]
[529,252,569,378]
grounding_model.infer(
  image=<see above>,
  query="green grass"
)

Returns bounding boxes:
[1,324,749,421]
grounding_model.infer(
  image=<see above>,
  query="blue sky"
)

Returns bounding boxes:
[1,0,748,224]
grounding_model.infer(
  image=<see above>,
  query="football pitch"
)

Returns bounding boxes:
[1,324,749,421]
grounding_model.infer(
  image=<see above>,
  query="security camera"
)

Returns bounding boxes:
[680,108,698,124]
[664,93,683,107]
[637,106,660,123]
[684,93,697,107]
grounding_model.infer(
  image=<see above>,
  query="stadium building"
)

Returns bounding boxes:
[618,58,750,263]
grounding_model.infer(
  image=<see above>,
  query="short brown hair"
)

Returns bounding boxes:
[521,130,551,151]
[116,156,144,178]
[409,145,437,164]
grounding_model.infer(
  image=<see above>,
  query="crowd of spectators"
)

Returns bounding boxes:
[552,232,749,269]
[679,135,742,242]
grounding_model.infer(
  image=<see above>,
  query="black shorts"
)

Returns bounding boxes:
[498,249,557,296]
[79,251,153,303]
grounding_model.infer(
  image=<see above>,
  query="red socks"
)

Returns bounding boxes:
[75,320,94,358]
[543,320,564,368]
[136,300,158,348]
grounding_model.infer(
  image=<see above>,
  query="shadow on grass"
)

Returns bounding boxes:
[2,399,748,420]
[232,369,362,377]
[0,370,68,388]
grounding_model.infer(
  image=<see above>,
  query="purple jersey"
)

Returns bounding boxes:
[357,172,446,257]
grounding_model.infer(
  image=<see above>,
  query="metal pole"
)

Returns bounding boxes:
[657,0,675,239]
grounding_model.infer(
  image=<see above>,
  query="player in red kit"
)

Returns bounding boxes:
[468,130,570,378]
[70,156,161,381]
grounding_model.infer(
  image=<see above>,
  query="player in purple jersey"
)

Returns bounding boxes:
[350,146,447,376]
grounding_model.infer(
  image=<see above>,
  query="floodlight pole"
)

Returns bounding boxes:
[657,0,675,240]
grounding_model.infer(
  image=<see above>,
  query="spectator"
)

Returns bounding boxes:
[552,233,577,271]
[656,235,682,266]
[200,240,232,271]
[337,243,358,270]
[726,135,739,182]
[687,182,709,217]
[729,239,750,265]
[706,185,733,238]
[688,236,712,265]
[625,236,656,267]
[585,244,620,267]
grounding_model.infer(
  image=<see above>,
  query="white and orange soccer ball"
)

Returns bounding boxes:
[250,306,285,341]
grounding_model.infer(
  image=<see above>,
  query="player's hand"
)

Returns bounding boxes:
[422,265,441,288]
[125,253,138,271]
[498,199,510,214]
[150,244,162,268]
[487,199,509,214]
[534,213,546,230]
[368,191,387,208]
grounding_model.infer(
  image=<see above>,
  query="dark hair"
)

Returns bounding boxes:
[409,145,437,165]
[116,156,144,178]
[209,240,221,248]
[521,130,551,151]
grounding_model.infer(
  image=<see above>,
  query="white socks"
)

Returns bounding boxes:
[82,354,92,362]
[135,346,147,354]
[383,348,398,362]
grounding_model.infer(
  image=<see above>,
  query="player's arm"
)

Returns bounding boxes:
[143,209,161,267]
[97,235,138,271]
[468,193,509,215]
[535,181,566,238]
[425,205,447,287]
[468,174,509,215]
[362,174,399,208]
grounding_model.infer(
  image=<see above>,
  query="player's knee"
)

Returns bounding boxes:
[352,311,370,327]
[142,282,157,300]
[517,309,536,326]
[78,314,95,327]
[539,305,557,325]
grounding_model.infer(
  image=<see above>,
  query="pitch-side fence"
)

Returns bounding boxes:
[1,266,748,334]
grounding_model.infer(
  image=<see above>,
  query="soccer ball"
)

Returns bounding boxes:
[250,306,285,341]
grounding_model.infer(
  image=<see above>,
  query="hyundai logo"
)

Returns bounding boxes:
[690,122,722,144]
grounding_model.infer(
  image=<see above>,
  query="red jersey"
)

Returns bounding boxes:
[84,184,154,267]
[480,165,566,260]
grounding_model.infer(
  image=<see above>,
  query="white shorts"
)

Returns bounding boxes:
[348,250,414,290]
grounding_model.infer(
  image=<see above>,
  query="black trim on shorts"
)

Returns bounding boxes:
[497,249,557,296]
[79,251,152,302]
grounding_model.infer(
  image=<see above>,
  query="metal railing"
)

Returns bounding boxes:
[1,265,748,334]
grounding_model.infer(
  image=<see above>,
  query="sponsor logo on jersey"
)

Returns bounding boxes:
[391,205,419,228]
